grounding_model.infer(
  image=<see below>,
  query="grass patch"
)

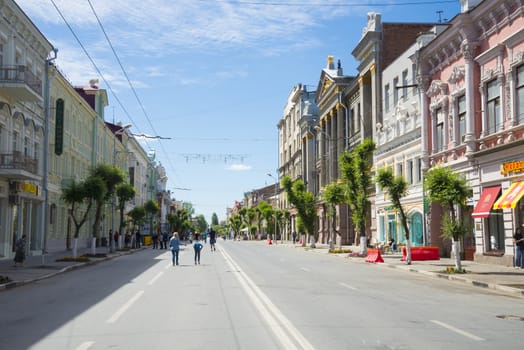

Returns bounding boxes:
[442,266,467,274]
[116,247,130,252]
[56,255,90,262]
[0,275,11,284]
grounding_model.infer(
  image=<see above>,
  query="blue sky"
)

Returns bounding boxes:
[17,0,461,223]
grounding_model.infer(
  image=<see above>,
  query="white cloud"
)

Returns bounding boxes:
[226,164,252,171]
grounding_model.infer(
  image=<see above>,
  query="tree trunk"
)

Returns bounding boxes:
[91,237,97,255]
[405,239,412,265]
[360,236,367,255]
[399,206,411,265]
[72,238,79,259]
[453,240,462,270]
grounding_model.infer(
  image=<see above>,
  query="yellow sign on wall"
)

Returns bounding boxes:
[500,160,524,176]
[20,182,38,195]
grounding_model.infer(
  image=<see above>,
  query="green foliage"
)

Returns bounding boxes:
[116,183,136,234]
[282,176,317,238]
[340,138,376,237]
[167,209,191,234]
[211,213,219,226]
[441,214,470,241]
[229,214,243,235]
[376,167,410,240]
[194,214,208,233]
[323,183,346,217]
[128,206,146,230]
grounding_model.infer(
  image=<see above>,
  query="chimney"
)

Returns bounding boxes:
[460,0,481,13]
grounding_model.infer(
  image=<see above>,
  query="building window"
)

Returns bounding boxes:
[396,162,403,177]
[393,77,399,106]
[458,95,466,143]
[412,63,417,96]
[12,131,18,152]
[486,80,501,134]
[24,137,29,156]
[402,69,408,100]
[385,84,390,113]
[416,157,422,183]
[406,159,413,184]
[435,108,444,152]
[517,65,524,124]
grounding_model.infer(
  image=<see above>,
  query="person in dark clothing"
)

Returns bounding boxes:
[514,227,524,269]
[193,234,203,264]
[162,231,169,249]
[209,228,217,252]
[135,230,141,248]
[13,235,26,267]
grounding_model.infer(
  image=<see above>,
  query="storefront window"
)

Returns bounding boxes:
[486,211,504,252]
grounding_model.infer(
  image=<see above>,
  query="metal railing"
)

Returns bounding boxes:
[0,152,38,173]
[0,65,43,96]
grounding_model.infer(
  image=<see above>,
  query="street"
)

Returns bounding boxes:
[0,241,522,350]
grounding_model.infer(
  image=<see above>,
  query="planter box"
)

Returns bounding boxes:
[401,246,440,261]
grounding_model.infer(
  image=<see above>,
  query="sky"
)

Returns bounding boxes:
[16,0,461,223]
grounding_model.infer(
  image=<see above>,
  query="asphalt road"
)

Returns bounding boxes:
[0,241,522,350]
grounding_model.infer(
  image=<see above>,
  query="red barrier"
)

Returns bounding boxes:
[365,248,384,263]
[268,239,273,245]
[401,246,440,261]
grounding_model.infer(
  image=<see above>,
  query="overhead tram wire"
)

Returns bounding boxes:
[50,0,184,187]
[86,0,181,185]
[49,0,140,135]
[86,0,182,186]
[194,0,457,7]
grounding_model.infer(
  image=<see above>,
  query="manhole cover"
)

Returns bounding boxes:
[496,315,524,321]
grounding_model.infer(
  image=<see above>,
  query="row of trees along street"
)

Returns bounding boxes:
[232,138,473,271]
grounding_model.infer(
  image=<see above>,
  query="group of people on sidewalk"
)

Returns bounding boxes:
[168,228,218,266]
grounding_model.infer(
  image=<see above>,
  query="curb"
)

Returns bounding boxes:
[0,247,144,292]
[382,261,524,298]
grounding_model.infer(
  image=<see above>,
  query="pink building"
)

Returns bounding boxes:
[419,0,524,266]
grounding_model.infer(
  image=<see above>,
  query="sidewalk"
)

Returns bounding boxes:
[284,242,524,299]
[0,246,147,291]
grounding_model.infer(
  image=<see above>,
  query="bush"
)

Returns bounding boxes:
[329,248,352,254]
[443,266,467,274]
[56,255,90,262]
[0,275,11,284]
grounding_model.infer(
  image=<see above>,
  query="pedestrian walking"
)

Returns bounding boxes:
[162,231,169,249]
[13,234,26,267]
[114,231,119,249]
[169,232,180,266]
[193,234,203,265]
[152,232,158,249]
[292,231,297,244]
[513,226,524,269]
[209,228,217,252]
[135,230,141,248]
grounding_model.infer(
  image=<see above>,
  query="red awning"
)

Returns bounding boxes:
[472,186,501,218]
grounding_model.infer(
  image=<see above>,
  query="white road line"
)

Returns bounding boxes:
[221,248,315,350]
[300,267,310,272]
[339,282,357,290]
[76,341,94,350]
[431,320,485,341]
[106,290,144,324]
[147,271,164,285]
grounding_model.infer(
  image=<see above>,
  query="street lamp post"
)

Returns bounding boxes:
[267,173,279,244]
[314,126,334,250]
[42,47,58,265]
[110,124,131,253]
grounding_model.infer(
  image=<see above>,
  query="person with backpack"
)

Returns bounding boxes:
[193,234,203,265]
[209,228,217,252]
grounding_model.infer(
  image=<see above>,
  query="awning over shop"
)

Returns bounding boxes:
[472,186,501,218]
[493,181,524,209]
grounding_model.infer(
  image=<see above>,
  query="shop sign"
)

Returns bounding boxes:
[20,182,38,195]
[500,160,524,176]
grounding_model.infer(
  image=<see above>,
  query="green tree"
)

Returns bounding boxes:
[89,164,125,251]
[259,201,275,241]
[376,167,412,264]
[195,214,208,233]
[128,206,146,246]
[144,199,160,238]
[211,212,219,226]
[229,214,243,238]
[282,176,317,247]
[323,182,346,250]
[424,166,472,270]
[340,138,376,254]
[116,183,136,241]
[167,209,191,237]
[61,178,103,257]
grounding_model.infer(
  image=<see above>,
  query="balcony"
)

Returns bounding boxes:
[0,65,43,102]
[0,151,40,180]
